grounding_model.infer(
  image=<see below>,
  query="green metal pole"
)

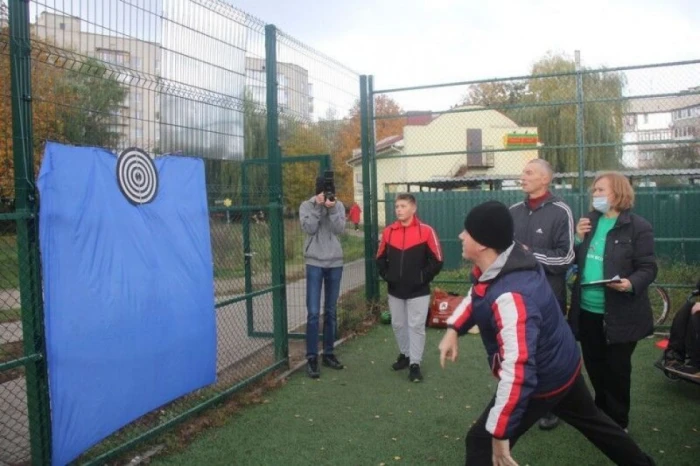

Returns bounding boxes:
[8,0,52,464]
[265,24,288,362]
[575,50,586,215]
[360,76,375,301]
[241,164,255,336]
[368,75,380,301]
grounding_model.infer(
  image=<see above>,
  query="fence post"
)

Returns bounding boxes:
[575,50,586,214]
[360,76,376,301]
[265,24,288,361]
[367,76,380,300]
[241,165,255,336]
[8,0,52,464]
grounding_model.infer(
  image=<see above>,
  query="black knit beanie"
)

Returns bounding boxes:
[464,201,514,252]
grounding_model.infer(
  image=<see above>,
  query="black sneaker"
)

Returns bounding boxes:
[322,354,344,370]
[666,363,700,380]
[538,413,560,430]
[408,363,423,382]
[307,357,320,379]
[663,349,685,369]
[392,354,410,371]
[664,359,685,370]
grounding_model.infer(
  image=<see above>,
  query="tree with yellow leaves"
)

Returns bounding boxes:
[333,95,406,203]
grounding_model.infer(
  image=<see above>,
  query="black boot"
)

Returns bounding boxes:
[538,412,560,430]
[392,354,410,371]
[307,357,320,379]
[322,354,344,370]
[409,364,423,382]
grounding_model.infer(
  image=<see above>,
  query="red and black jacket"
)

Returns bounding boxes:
[376,216,443,299]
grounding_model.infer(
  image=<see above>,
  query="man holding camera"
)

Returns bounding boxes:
[299,173,346,378]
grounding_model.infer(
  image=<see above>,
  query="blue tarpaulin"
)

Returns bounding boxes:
[38,142,217,465]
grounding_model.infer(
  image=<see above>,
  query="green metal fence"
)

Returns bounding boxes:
[358,55,700,306]
[1,0,363,464]
[7,0,698,463]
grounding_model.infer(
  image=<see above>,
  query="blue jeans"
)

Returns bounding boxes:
[305,264,343,359]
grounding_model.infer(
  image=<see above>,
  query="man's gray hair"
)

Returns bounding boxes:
[527,158,554,182]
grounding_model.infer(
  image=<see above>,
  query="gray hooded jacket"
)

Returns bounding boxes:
[299,196,345,268]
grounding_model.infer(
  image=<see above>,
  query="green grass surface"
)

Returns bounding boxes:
[154,325,700,466]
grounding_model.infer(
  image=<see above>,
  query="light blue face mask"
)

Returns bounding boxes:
[592,196,610,214]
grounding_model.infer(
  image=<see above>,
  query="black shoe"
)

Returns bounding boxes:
[307,357,320,379]
[392,354,410,371]
[666,363,700,380]
[409,364,423,382]
[664,358,685,370]
[538,413,560,430]
[322,354,344,370]
[663,349,685,369]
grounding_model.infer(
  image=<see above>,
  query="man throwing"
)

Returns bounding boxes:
[439,201,654,466]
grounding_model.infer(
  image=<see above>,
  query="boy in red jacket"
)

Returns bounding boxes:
[376,194,443,382]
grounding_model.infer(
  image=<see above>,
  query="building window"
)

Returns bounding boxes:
[674,126,694,138]
[59,23,65,30]
[99,50,128,67]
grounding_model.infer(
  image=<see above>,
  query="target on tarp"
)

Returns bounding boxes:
[116,147,158,205]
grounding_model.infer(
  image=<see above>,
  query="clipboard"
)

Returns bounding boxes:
[581,276,622,287]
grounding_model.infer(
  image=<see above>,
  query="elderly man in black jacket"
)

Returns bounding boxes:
[510,158,575,430]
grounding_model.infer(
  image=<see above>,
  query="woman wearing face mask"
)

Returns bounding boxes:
[568,172,658,432]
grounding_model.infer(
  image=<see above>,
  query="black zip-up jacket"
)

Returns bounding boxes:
[509,194,574,311]
[568,209,658,344]
[376,216,443,299]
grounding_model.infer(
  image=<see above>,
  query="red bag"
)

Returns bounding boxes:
[427,288,467,328]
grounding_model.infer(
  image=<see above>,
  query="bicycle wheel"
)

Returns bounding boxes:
[649,285,671,327]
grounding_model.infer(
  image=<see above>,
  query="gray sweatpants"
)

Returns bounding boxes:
[388,294,431,365]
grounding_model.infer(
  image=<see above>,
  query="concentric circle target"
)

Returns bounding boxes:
[116,147,158,205]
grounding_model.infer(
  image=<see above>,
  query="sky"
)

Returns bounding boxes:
[229,0,700,113]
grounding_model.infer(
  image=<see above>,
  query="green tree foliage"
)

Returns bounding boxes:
[56,58,128,148]
[460,52,627,174]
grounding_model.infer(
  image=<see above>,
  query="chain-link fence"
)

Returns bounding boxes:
[359,55,700,315]
[1,0,365,464]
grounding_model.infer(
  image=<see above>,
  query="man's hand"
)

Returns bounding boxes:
[492,438,518,466]
[607,278,632,293]
[315,193,326,205]
[692,302,700,314]
[324,199,336,209]
[439,328,459,368]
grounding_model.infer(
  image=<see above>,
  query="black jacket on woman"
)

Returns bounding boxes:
[568,209,658,344]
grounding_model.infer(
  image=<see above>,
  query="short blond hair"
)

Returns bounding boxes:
[590,171,635,211]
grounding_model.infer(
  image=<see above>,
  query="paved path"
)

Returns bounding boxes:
[0,258,366,465]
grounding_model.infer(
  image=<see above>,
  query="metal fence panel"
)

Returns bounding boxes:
[2,0,366,463]
[366,56,700,324]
